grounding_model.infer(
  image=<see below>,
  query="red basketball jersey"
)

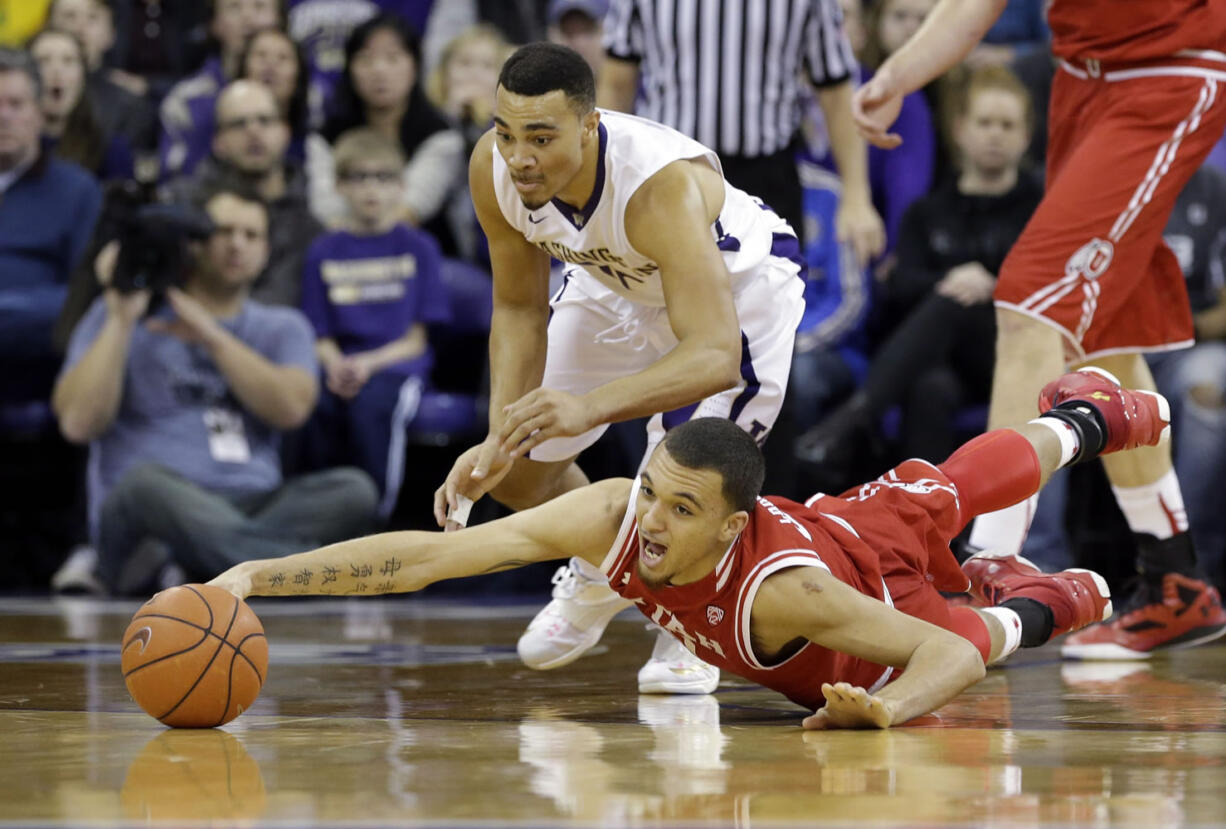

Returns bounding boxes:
[1048,0,1226,62]
[600,482,904,711]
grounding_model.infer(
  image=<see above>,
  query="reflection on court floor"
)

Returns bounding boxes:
[2,597,1224,827]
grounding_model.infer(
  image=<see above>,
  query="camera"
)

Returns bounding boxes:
[101,181,216,294]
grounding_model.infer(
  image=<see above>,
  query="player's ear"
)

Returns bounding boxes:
[721,510,749,542]
[583,109,600,140]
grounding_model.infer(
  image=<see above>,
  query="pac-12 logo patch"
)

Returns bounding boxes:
[706,605,725,626]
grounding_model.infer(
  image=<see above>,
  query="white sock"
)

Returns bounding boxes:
[967,495,1038,557]
[1111,469,1189,539]
[980,607,1023,663]
[1029,417,1080,467]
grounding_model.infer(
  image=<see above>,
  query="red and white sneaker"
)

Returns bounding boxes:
[1038,367,1170,453]
[1061,572,1226,660]
[963,553,1113,639]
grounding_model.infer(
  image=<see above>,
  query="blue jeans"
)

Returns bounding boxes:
[96,463,378,593]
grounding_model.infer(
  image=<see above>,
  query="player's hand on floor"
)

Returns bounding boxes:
[207,562,256,600]
[498,389,594,457]
[802,682,894,730]
[432,437,514,529]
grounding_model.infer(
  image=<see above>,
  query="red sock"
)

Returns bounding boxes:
[946,605,992,663]
[939,429,1042,531]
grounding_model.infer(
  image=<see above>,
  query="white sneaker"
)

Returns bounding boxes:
[517,558,635,669]
[637,627,720,694]
[50,545,104,596]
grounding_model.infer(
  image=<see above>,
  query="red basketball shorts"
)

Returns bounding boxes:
[815,459,972,631]
[996,57,1226,362]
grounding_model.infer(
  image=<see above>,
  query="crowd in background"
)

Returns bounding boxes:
[2,0,1224,597]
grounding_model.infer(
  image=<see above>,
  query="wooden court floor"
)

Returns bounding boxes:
[2,596,1226,828]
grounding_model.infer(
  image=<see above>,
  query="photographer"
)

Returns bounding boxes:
[52,184,378,595]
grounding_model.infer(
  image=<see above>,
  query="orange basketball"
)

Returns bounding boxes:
[121,583,268,728]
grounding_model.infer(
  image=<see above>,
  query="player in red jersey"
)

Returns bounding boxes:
[851,0,1226,659]
[210,369,1166,728]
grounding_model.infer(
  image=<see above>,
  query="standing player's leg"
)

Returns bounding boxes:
[969,70,1226,601]
[515,279,668,672]
[1044,356,1226,658]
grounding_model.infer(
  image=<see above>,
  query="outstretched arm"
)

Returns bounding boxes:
[751,567,985,729]
[211,479,631,600]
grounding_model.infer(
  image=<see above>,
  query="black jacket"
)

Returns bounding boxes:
[887,171,1044,321]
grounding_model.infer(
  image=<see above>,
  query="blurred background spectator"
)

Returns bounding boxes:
[28,28,133,181]
[45,0,158,165]
[0,48,101,590]
[158,0,282,180]
[165,79,321,307]
[238,26,311,161]
[286,0,436,121]
[0,48,101,410]
[308,13,462,230]
[299,128,451,518]
[546,0,604,74]
[856,0,936,267]
[424,23,509,262]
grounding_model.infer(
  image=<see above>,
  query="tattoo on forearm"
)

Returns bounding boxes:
[350,563,373,578]
[322,566,338,586]
[480,559,534,574]
[269,572,286,589]
[376,580,395,593]
[294,568,313,586]
[380,558,401,577]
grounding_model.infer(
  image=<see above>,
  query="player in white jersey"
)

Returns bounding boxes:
[431,43,805,693]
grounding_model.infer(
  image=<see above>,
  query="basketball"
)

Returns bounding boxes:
[120,583,268,728]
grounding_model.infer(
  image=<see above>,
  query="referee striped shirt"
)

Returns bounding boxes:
[603,0,857,158]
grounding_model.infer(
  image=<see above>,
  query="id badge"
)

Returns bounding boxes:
[204,408,251,463]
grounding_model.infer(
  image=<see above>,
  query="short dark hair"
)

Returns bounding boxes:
[659,418,765,513]
[497,42,595,114]
[0,47,41,99]
[194,177,269,227]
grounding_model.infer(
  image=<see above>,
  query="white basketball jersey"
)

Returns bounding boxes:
[492,109,797,307]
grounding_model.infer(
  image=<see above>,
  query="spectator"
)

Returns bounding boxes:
[51,184,378,595]
[300,128,451,517]
[158,0,282,180]
[797,66,1040,472]
[238,26,312,160]
[28,28,134,181]
[285,0,437,118]
[424,23,509,261]
[0,48,102,407]
[45,0,158,157]
[165,79,322,307]
[308,13,463,228]
[546,0,606,75]
[425,23,505,148]
[858,0,937,264]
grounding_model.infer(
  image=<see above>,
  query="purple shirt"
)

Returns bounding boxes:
[301,223,450,374]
